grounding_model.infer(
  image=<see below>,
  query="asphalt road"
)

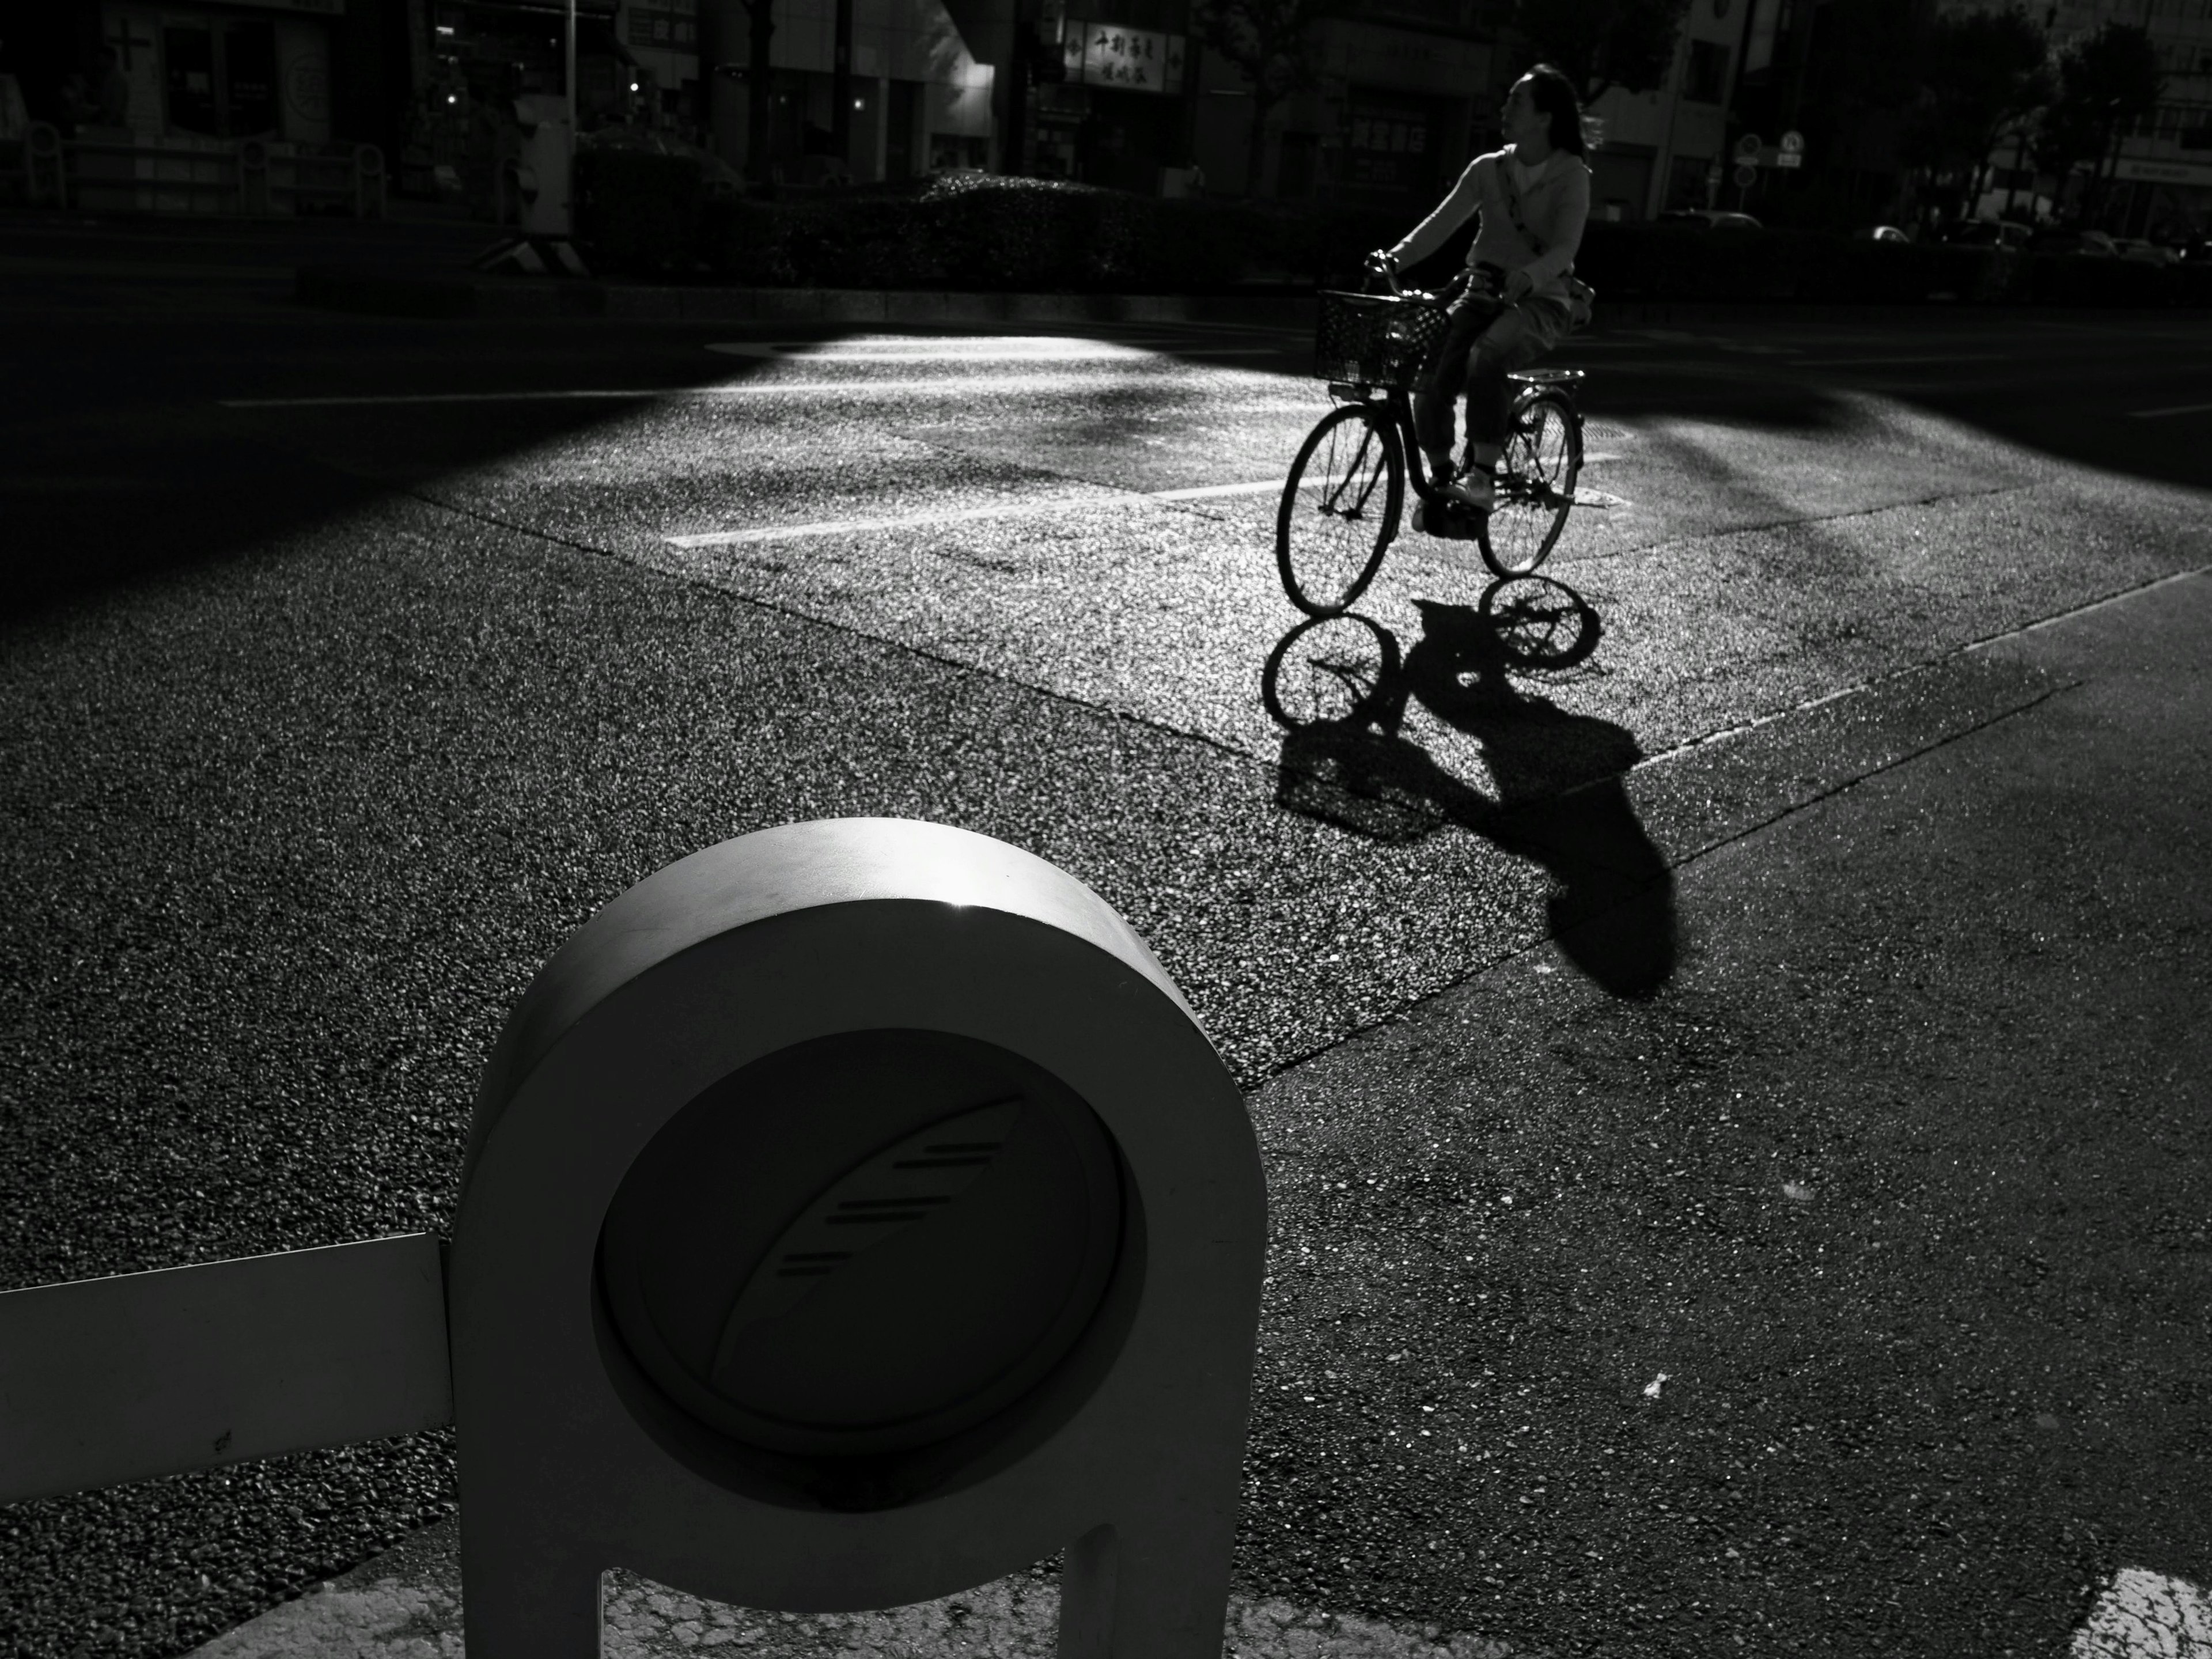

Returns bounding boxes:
[1,253,2209,1659]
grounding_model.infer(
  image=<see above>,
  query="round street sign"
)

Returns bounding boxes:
[1780,130,1804,154]
[1734,132,1762,160]
[1733,162,1759,188]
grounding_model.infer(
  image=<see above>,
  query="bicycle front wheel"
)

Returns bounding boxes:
[1479,389,1581,578]
[1277,403,1403,616]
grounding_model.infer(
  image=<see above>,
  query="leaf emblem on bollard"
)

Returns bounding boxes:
[711,1099,1025,1392]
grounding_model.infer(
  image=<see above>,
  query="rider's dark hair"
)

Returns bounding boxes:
[1518,64,1588,157]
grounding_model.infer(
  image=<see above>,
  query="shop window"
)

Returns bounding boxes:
[163,25,219,136]
[225,21,276,135]
[161,17,279,139]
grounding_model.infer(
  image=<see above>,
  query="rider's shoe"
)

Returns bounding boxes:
[1445,468,1495,512]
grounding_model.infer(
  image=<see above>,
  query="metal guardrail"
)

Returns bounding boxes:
[11,122,385,218]
[0,1234,451,1505]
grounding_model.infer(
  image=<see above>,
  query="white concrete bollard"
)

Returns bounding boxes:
[449,817,1267,1659]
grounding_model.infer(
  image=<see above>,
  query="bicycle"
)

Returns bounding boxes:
[1275,260,1588,616]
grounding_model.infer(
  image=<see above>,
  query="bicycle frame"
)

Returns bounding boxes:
[1324,372,1582,517]
[1325,262,1582,515]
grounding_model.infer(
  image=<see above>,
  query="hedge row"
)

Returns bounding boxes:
[573,154,2212,306]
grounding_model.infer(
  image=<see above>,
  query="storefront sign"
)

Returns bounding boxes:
[1060,21,1186,94]
[222,0,347,15]
[1310,20,1485,98]
[2115,156,2212,187]
[627,10,699,50]
[627,0,699,51]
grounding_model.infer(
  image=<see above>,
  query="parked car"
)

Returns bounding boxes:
[1942,219,2032,250]
[2026,227,2119,256]
[2112,237,2179,266]
[1657,209,1765,230]
[1860,224,1912,243]
[2176,237,2211,265]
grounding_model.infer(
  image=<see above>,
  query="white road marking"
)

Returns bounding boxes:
[2071,1567,2212,1658]
[1792,353,2017,366]
[221,389,685,408]
[2127,400,2212,419]
[1150,479,1299,501]
[218,378,1319,410]
[668,495,1105,547]
[665,478,1301,548]
[706,338,1277,359]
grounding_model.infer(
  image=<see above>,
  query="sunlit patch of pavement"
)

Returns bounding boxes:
[184,1518,1537,1658]
[269,348,2211,840]
[707,334,1283,361]
[437,408,2194,770]
[2071,1570,2212,1658]
[217,330,2212,792]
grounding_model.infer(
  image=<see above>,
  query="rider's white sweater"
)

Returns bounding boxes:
[1387,145,1593,307]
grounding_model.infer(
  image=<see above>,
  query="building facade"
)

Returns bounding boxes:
[1584,0,1747,220]
[1184,1,1495,207]
[2039,0,2212,236]
[694,0,994,184]
[10,0,414,161]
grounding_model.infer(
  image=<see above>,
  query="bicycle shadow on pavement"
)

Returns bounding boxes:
[1264,579,1677,998]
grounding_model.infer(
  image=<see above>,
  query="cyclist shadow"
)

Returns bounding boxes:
[1265,578,1677,998]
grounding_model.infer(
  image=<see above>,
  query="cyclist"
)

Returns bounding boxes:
[1370,65,1592,513]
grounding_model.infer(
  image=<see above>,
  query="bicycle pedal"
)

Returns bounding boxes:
[1414,501,1480,540]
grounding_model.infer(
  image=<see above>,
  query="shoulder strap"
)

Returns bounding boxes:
[1497,157,1547,256]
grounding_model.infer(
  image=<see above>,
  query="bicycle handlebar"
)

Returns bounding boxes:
[1361,258,1481,309]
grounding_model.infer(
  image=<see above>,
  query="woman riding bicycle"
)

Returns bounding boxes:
[1372,65,1592,513]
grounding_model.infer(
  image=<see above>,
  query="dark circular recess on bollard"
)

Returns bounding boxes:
[598,1029,1129,1503]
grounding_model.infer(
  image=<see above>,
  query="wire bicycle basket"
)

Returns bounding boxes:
[1313,291,1451,389]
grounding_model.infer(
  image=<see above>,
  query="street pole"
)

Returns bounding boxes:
[831,0,852,177]
[1646,21,1692,219]
[565,0,577,232]
[1714,0,1763,205]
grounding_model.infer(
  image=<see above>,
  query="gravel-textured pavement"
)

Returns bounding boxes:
[1,269,2207,1658]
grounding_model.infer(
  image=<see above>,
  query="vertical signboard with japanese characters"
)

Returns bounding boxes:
[1059,21,1187,94]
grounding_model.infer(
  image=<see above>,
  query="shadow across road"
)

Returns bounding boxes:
[1264,578,1677,998]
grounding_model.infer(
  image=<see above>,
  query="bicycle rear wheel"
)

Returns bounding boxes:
[1478,389,1581,578]
[1278,403,1403,616]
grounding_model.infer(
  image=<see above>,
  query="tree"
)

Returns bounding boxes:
[2036,21,2160,226]
[1190,0,1349,195]
[701,0,778,187]
[1907,7,2048,221]
[1791,0,1934,222]
[1495,0,1692,105]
